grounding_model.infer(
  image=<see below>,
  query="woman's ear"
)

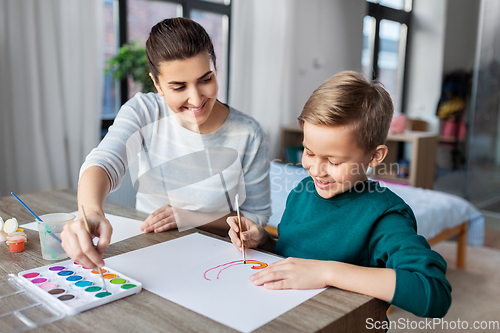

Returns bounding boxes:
[368,145,388,168]
[149,73,164,96]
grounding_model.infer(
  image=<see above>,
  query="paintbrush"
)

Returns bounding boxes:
[11,192,61,242]
[80,206,108,292]
[235,194,246,264]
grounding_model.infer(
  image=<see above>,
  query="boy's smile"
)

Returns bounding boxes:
[313,178,336,190]
[301,122,383,199]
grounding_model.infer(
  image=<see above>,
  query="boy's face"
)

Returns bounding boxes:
[150,52,220,132]
[301,122,378,199]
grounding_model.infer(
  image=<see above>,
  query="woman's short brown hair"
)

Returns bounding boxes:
[298,71,394,152]
[146,17,216,83]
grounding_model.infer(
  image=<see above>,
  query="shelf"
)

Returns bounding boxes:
[387,131,438,141]
[439,136,465,143]
[369,163,411,185]
[378,132,438,189]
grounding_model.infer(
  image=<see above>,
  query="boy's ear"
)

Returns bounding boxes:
[368,145,388,168]
[149,73,164,96]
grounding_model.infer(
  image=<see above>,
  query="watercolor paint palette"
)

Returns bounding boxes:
[15,259,142,316]
[0,261,141,331]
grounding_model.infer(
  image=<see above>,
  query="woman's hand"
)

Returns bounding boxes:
[61,211,112,269]
[226,216,268,251]
[250,257,329,290]
[141,204,177,233]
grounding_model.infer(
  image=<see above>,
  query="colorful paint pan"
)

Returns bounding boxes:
[49,266,65,272]
[85,286,102,293]
[31,278,48,284]
[75,280,93,288]
[95,292,112,298]
[23,272,40,279]
[66,275,83,282]
[91,268,107,274]
[48,288,66,295]
[121,284,137,290]
[39,282,58,290]
[58,294,75,301]
[110,278,127,285]
[103,273,117,279]
[18,259,142,315]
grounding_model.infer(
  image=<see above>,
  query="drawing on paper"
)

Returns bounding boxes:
[204,260,268,281]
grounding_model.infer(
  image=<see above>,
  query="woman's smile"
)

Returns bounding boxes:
[184,100,206,114]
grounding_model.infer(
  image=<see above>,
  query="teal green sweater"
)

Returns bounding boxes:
[275,178,452,318]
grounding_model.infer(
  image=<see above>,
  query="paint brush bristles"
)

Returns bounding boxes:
[235,194,246,264]
[81,206,107,292]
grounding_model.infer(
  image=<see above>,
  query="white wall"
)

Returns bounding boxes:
[404,0,448,133]
[230,0,481,155]
[229,0,365,159]
[288,0,481,133]
[443,0,480,73]
[287,0,365,126]
[405,0,480,132]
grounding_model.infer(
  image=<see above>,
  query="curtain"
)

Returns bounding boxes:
[229,0,295,160]
[0,0,103,196]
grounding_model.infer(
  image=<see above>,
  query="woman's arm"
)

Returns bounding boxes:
[238,126,272,226]
[77,166,111,217]
[198,212,236,236]
[61,166,113,269]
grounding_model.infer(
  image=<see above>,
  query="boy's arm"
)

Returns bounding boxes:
[369,211,452,317]
[252,211,451,318]
[323,262,395,302]
[250,258,395,302]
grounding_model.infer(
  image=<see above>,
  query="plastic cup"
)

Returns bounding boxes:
[38,213,75,260]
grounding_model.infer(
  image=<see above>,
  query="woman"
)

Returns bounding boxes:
[61,18,271,269]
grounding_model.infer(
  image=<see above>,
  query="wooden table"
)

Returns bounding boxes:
[0,190,386,332]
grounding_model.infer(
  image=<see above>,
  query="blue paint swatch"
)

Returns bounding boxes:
[66,275,83,282]
[75,280,93,288]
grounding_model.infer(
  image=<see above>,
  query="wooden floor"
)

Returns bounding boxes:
[483,227,500,250]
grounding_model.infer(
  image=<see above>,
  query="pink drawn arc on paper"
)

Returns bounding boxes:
[204,260,268,281]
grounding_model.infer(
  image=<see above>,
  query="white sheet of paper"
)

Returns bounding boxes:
[104,233,325,333]
[21,212,144,245]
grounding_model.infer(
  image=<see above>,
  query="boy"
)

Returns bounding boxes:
[227,71,451,318]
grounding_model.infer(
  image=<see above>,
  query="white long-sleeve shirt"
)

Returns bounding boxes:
[80,92,271,227]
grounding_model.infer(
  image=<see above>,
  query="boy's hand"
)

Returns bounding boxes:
[226,216,268,251]
[141,204,176,233]
[250,258,328,290]
[61,212,112,269]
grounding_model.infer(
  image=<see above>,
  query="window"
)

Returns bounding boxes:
[102,0,231,132]
[102,0,120,128]
[362,0,411,113]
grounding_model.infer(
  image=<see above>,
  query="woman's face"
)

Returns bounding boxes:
[151,52,219,132]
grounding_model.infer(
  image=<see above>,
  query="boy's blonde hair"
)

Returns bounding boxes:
[298,71,394,152]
